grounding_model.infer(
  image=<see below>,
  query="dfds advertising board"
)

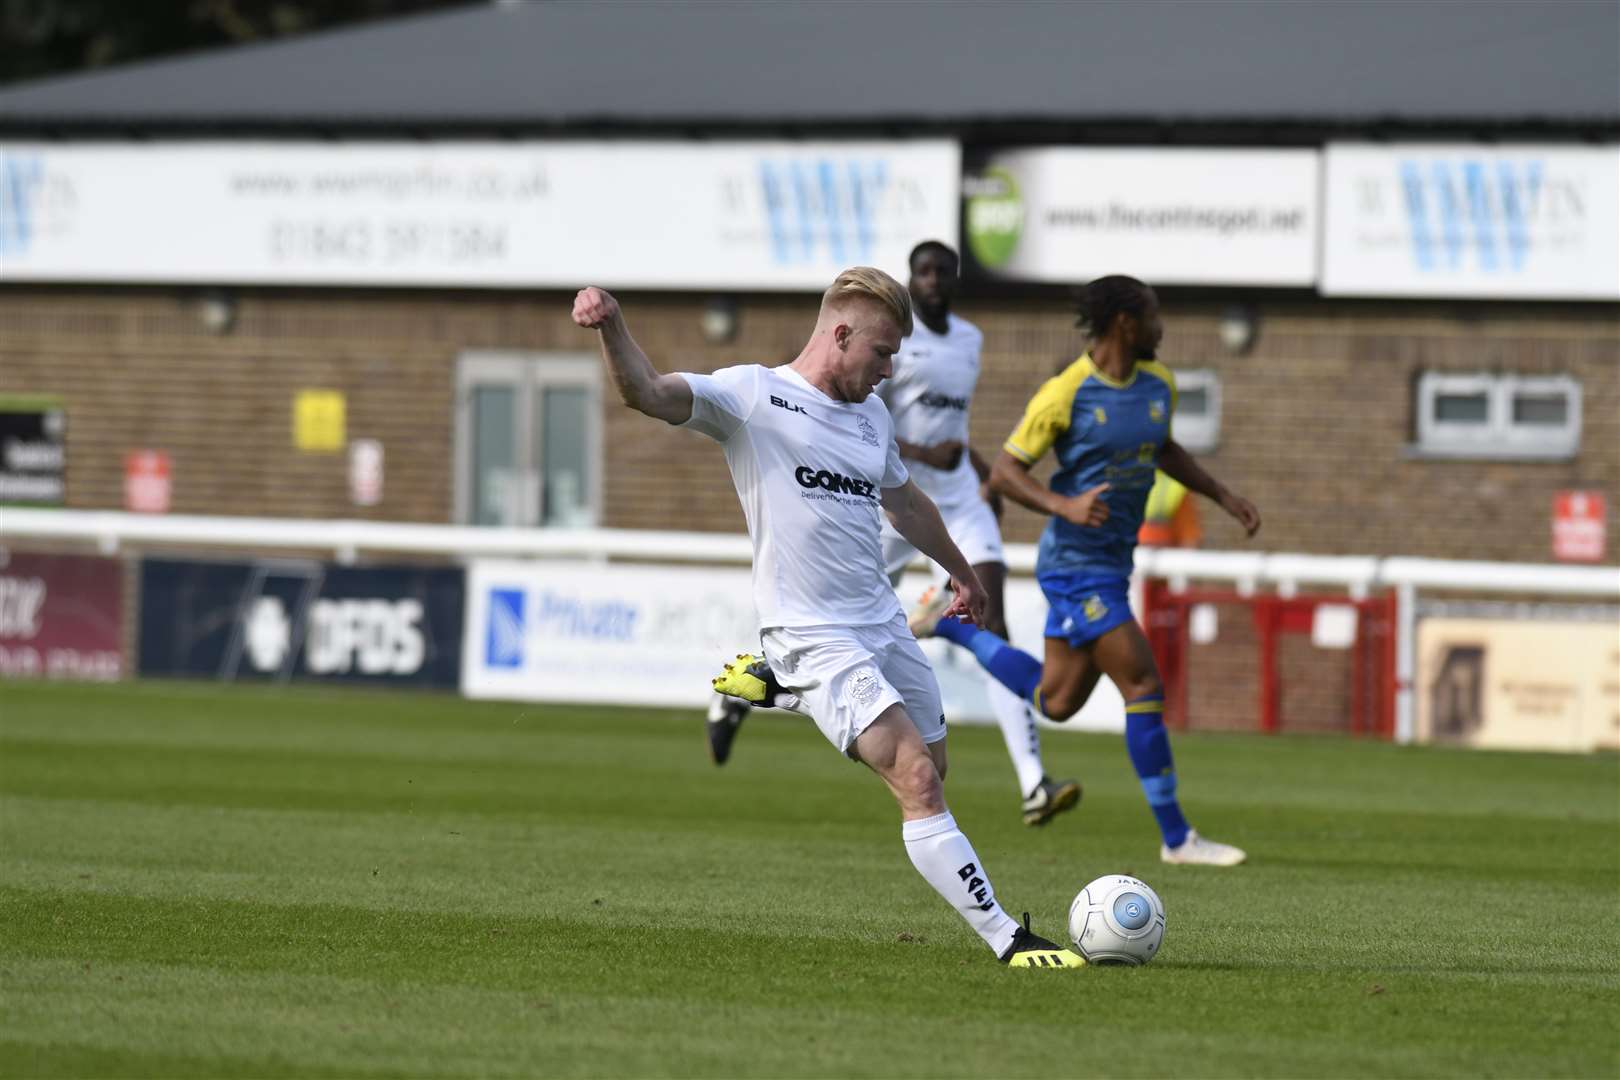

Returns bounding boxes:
[139,557,464,687]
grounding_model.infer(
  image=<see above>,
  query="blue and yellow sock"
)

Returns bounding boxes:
[1125,694,1190,848]
[934,617,1044,705]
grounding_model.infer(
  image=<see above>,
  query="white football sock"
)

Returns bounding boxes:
[984,675,1045,795]
[902,811,1020,956]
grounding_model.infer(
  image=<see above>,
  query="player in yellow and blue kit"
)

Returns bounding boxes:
[918,275,1262,866]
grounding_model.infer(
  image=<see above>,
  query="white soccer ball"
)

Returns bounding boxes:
[1067,874,1166,966]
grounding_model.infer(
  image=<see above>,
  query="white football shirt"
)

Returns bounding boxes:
[681,364,909,630]
[878,313,985,510]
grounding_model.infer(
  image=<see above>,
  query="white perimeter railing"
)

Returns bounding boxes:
[3,507,1617,743]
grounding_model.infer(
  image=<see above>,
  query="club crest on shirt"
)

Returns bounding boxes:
[1083,594,1109,623]
[1093,406,1108,425]
[855,415,881,447]
[847,667,883,706]
[1150,400,1166,423]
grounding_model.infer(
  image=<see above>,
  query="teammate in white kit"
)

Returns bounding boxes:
[708,242,1081,827]
[573,269,1082,967]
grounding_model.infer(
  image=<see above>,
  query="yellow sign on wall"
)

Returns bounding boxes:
[294,389,346,452]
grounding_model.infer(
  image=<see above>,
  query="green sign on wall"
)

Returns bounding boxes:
[0,395,66,505]
[964,167,1025,269]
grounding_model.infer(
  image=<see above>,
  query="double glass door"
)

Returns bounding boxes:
[455,352,600,527]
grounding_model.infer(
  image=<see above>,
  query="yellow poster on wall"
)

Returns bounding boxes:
[294,389,346,452]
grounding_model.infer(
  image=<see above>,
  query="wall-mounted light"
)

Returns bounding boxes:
[196,290,237,334]
[701,295,738,344]
[1218,304,1259,354]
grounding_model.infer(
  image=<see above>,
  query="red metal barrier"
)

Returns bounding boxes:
[1141,579,1396,737]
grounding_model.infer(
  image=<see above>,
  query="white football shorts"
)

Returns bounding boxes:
[882,496,1005,580]
[760,613,946,757]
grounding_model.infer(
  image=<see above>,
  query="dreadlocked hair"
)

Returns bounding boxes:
[1074,275,1152,338]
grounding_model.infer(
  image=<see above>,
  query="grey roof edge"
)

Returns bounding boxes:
[0,2,487,99]
[0,1,1613,134]
[1,113,1614,141]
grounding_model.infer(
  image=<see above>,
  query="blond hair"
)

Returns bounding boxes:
[820,266,913,337]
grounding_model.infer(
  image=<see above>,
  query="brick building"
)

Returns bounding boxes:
[1,288,1614,564]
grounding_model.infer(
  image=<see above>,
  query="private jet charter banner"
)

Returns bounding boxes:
[0,140,959,290]
[463,560,760,708]
[462,559,1125,731]
[138,558,464,687]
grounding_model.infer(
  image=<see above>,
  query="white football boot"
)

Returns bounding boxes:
[906,584,954,639]
[1160,829,1247,867]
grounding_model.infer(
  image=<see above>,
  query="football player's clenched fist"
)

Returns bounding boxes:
[572,286,621,330]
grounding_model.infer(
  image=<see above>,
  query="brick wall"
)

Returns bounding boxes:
[1,286,1615,565]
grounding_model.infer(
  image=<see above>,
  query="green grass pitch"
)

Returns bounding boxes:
[2,679,1616,1078]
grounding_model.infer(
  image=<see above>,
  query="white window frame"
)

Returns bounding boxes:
[453,351,602,527]
[1415,372,1581,460]
[1169,368,1222,453]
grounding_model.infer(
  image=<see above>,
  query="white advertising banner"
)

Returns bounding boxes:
[0,140,959,289]
[1322,144,1620,299]
[462,559,1124,733]
[963,148,1319,286]
[463,560,760,708]
[1416,616,1619,753]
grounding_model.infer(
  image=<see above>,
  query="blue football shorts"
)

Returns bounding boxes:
[1038,571,1136,647]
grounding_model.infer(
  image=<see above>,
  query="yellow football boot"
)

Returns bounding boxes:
[999,914,1086,969]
